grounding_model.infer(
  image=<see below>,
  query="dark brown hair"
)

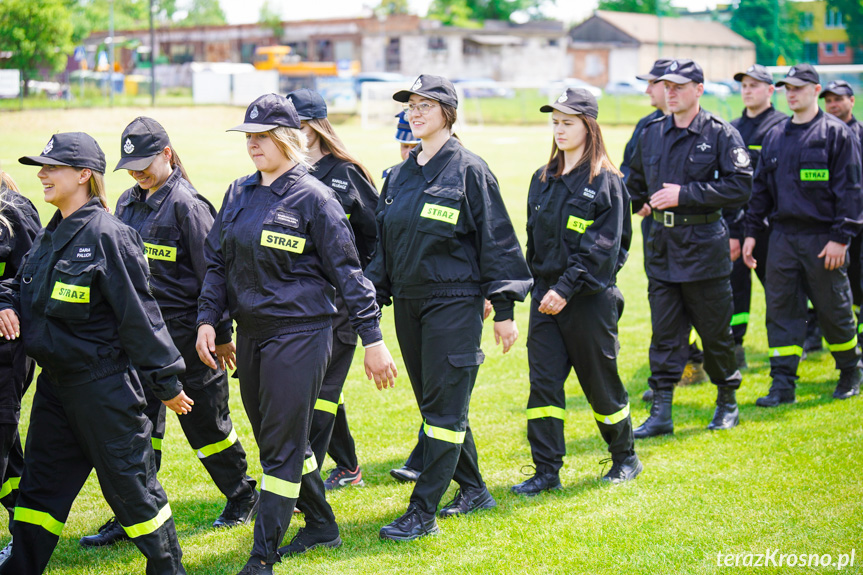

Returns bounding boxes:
[166,146,192,187]
[540,115,620,183]
[305,118,376,185]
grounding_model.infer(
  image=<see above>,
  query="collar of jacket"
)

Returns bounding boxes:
[662,106,709,136]
[240,164,307,197]
[119,166,182,211]
[311,153,340,180]
[739,105,777,125]
[47,197,104,253]
[784,108,823,134]
[407,136,460,184]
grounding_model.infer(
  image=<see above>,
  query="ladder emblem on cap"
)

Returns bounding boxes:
[558,91,568,103]
[250,105,259,119]
[670,61,678,71]
[43,139,54,155]
[412,78,422,91]
[124,138,135,154]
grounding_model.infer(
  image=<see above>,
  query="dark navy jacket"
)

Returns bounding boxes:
[627,107,753,282]
[0,186,41,282]
[0,198,184,400]
[745,109,863,245]
[527,162,631,301]
[620,109,664,181]
[197,166,382,345]
[365,137,532,321]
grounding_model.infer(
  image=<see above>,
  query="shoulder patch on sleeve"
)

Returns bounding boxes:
[731,147,751,169]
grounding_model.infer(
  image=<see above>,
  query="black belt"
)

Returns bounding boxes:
[653,210,721,227]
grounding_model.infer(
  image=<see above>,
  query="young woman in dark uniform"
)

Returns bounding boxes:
[366,75,532,541]
[195,94,396,575]
[512,89,642,496]
[286,89,379,490]
[0,132,191,575]
[79,117,259,548]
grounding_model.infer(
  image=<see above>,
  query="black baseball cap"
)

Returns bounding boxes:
[636,58,673,82]
[286,89,327,121]
[540,88,599,119]
[19,132,106,174]
[734,64,773,84]
[393,75,458,108]
[114,116,171,172]
[228,93,300,133]
[820,79,854,98]
[657,59,705,85]
[776,64,820,88]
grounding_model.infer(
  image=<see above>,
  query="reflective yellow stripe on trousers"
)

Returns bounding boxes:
[423,421,466,444]
[314,397,338,415]
[14,507,64,536]
[593,403,630,425]
[122,503,172,538]
[196,428,238,459]
[770,345,803,357]
[303,454,318,475]
[526,406,566,420]
[828,337,858,352]
[0,476,20,499]
[261,454,317,499]
[151,437,162,451]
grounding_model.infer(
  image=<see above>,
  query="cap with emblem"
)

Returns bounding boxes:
[393,74,458,108]
[733,64,773,85]
[775,64,820,88]
[539,88,599,119]
[819,79,854,99]
[19,132,106,174]
[657,59,705,85]
[636,58,673,82]
[286,89,327,121]
[228,93,300,133]
[113,116,171,172]
[395,111,420,144]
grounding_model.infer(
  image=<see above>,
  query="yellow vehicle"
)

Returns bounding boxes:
[253,46,359,77]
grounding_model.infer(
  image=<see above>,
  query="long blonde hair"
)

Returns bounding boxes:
[269,126,312,170]
[0,170,19,237]
[304,118,375,184]
[540,115,620,184]
[86,170,109,210]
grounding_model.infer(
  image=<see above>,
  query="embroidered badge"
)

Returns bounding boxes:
[43,139,54,155]
[558,91,568,103]
[697,142,712,152]
[582,187,596,199]
[788,67,796,77]
[273,210,300,229]
[330,178,348,191]
[124,138,135,154]
[670,61,679,71]
[732,147,751,169]
[412,78,422,91]
[250,106,259,119]
[74,245,95,261]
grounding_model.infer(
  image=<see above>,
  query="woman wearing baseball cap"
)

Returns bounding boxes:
[512,88,641,496]
[366,75,532,541]
[195,94,397,574]
[78,117,261,549]
[0,132,191,574]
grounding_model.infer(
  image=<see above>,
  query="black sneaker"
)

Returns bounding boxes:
[755,388,796,408]
[79,517,130,547]
[510,471,562,496]
[601,454,643,484]
[278,523,341,556]
[323,466,364,490]
[0,538,11,569]
[389,466,421,483]
[834,367,862,400]
[379,504,439,542]
[214,490,260,528]
[438,485,496,518]
[236,557,273,575]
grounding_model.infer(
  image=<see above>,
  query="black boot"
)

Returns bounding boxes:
[633,389,673,439]
[755,386,796,407]
[707,387,739,430]
[834,367,862,399]
[641,388,654,403]
[601,453,643,484]
[79,517,130,547]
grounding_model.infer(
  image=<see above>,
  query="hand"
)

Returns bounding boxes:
[538,289,567,316]
[215,341,237,371]
[494,319,519,354]
[649,183,681,210]
[364,343,398,390]
[483,299,493,321]
[0,309,20,340]
[742,237,757,270]
[636,203,652,218]
[729,238,741,262]
[163,390,194,415]
[195,324,218,370]
[818,240,847,270]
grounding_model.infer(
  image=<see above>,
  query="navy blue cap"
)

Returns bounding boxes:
[393,75,458,108]
[395,111,420,144]
[115,116,171,171]
[657,59,705,85]
[636,58,673,82]
[776,64,820,88]
[286,89,327,121]
[228,93,300,133]
[820,80,854,98]
[19,132,106,174]
[734,64,773,85]
[540,88,599,119]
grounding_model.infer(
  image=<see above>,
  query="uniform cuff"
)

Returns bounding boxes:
[214,320,233,346]
[358,327,383,347]
[492,301,514,322]
[151,376,183,402]
[829,233,851,246]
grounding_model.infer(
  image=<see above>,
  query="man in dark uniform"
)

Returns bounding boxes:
[821,80,863,345]
[743,65,863,404]
[627,59,751,437]
[728,64,788,368]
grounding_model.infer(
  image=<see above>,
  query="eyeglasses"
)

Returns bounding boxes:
[403,102,437,116]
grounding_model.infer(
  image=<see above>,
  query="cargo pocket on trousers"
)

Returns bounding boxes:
[103,425,151,504]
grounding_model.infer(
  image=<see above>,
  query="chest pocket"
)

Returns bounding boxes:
[643,154,661,188]
[260,208,309,256]
[46,260,97,321]
[416,186,463,238]
[141,225,180,278]
[799,147,829,189]
[563,196,596,244]
[685,152,717,181]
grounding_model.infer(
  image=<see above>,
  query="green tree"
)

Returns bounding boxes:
[827,0,863,54]
[729,0,801,65]
[179,0,226,26]
[376,0,412,16]
[259,0,284,41]
[427,0,551,25]
[596,0,673,14]
[0,0,75,96]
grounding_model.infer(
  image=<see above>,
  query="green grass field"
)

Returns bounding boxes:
[0,107,860,575]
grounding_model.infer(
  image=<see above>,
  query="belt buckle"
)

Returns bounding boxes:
[663,211,674,228]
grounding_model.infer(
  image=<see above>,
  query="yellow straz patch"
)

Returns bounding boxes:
[800,169,829,182]
[260,230,306,253]
[567,215,594,234]
[51,281,90,303]
[420,203,459,224]
[143,243,177,262]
